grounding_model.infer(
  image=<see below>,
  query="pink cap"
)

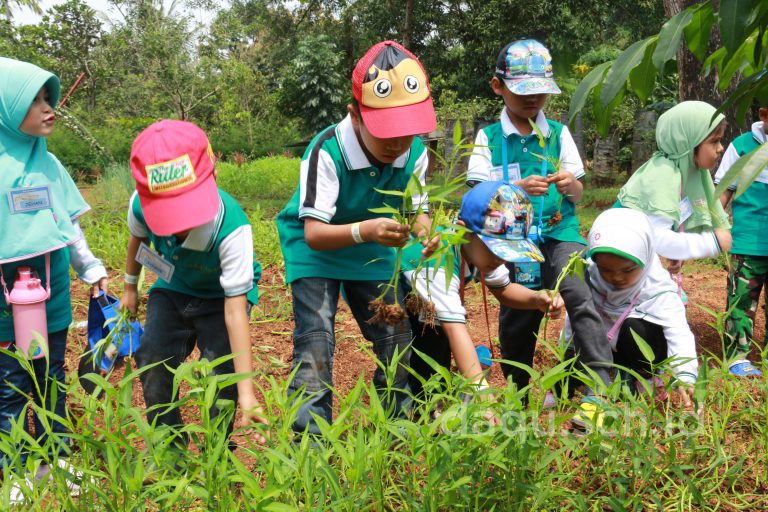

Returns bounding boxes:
[352,40,436,138]
[130,120,219,236]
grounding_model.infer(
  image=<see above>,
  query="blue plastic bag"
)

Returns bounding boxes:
[86,291,143,372]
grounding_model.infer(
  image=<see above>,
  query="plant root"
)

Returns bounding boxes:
[368,298,407,325]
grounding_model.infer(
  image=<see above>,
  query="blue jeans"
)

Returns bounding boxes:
[288,278,412,435]
[135,289,238,440]
[0,329,69,469]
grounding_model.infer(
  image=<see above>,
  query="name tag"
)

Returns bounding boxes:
[679,197,693,224]
[489,164,521,183]
[7,186,52,214]
[135,242,175,283]
[514,262,542,289]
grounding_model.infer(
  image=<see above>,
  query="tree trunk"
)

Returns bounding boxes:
[561,111,586,162]
[592,133,618,186]
[631,110,657,175]
[403,0,414,48]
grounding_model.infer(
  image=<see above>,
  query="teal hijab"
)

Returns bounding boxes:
[618,101,730,233]
[0,57,89,264]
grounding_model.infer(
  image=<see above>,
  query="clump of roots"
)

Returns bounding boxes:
[368,298,407,325]
[405,292,437,328]
[547,211,563,227]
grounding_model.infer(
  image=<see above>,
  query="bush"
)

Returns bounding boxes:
[217,155,300,211]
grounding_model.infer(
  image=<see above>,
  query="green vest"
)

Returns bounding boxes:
[730,132,768,256]
[277,125,427,283]
[0,249,73,341]
[482,121,585,244]
[132,189,261,303]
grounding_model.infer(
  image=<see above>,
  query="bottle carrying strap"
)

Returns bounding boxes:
[0,252,52,303]
[605,290,642,343]
[501,133,546,240]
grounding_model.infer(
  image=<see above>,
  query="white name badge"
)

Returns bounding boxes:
[489,163,521,183]
[135,242,175,283]
[679,197,693,224]
[7,185,52,214]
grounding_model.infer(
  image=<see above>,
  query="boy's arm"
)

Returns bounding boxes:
[440,322,486,385]
[304,217,410,250]
[551,124,585,203]
[120,234,147,315]
[720,190,734,209]
[714,143,739,210]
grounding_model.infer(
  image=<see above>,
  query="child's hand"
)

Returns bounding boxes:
[91,277,109,298]
[119,288,139,317]
[676,385,695,410]
[516,175,549,196]
[535,290,564,318]
[237,395,270,444]
[667,259,684,274]
[362,218,410,247]
[714,228,732,253]
[419,234,441,258]
[547,171,576,195]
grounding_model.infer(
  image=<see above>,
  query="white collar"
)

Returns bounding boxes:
[500,109,550,138]
[335,114,411,171]
[179,195,224,251]
[751,121,766,145]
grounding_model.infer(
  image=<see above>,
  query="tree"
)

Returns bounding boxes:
[1,0,41,21]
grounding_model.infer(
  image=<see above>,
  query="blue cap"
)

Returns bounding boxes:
[459,181,544,263]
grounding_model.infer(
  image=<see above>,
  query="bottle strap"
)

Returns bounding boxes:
[605,290,642,343]
[478,271,496,359]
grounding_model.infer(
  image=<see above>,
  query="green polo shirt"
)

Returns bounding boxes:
[276,114,429,283]
[131,189,261,303]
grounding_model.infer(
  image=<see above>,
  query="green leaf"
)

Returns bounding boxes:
[601,37,655,108]
[452,119,462,146]
[529,117,546,148]
[719,0,752,54]
[733,143,768,198]
[716,68,768,125]
[684,2,715,61]
[630,328,656,364]
[593,81,625,137]
[653,7,695,70]
[568,61,612,126]
[373,187,406,197]
[628,38,659,104]
[368,206,401,215]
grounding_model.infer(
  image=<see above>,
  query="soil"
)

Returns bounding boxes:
[64,264,764,445]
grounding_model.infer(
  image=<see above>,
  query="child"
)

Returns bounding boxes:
[403,182,564,399]
[466,39,614,409]
[617,101,732,282]
[276,40,437,436]
[715,103,768,376]
[585,208,698,410]
[119,120,267,448]
[0,58,107,494]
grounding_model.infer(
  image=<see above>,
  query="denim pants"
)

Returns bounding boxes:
[500,240,613,393]
[288,278,412,435]
[0,329,69,469]
[135,289,237,438]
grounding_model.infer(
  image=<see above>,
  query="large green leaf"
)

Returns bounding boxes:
[593,81,625,138]
[600,37,655,108]
[719,0,752,54]
[716,67,768,121]
[684,2,715,61]
[719,31,759,89]
[567,61,612,127]
[652,7,695,70]
[713,142,768,199]
[628,38,659,104]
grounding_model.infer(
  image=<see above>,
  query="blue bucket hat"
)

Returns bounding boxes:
[459,181,544,263]
[495,39,561,95]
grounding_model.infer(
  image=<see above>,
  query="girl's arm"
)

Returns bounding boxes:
[490,283,564,316]
[647,215,726,259]
[69,220,108,297]
[440,322,486,385]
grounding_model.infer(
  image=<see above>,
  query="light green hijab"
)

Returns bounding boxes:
[0,57,89,264]
[618,101,730,233]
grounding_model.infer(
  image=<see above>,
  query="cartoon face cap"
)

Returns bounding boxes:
[495,39,561,96]
[130,120,219,236]
[352,40,437,138]
[459,181,544,263]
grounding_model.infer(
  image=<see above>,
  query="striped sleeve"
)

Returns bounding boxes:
[298,129,340,222]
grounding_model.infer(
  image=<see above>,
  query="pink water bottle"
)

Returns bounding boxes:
[8,267,49,359]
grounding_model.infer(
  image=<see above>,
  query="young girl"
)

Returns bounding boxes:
[586,208,697,407]
[0,58,107,495]
[617,100,732,293]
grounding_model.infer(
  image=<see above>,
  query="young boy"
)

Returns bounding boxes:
[120,120,267,447]
[466,39,613,410]
[715,104,768,377]
[276,40,437,436]
[403,182,564,398]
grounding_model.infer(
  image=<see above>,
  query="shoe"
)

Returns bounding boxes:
[634,376,669,402]
[571,396,605,433]
[7,474,33,505]
[729,359,762,377]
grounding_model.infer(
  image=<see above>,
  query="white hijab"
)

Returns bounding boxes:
[587,208,684,338]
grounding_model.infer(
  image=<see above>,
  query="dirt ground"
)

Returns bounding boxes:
[65,263,765,423]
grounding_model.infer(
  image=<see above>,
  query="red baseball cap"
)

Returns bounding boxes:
[130,120,219,236]
[352,40,436,139]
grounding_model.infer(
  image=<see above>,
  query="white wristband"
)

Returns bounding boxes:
[124,273,139,285]
[351,222,364,244]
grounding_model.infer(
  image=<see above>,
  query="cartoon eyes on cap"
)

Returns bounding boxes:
[373,79,392,97]
[404,75,420,93]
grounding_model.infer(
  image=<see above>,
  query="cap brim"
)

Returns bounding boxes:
[359,97,437,138]
[479,235,544,263]
[503,77,561,95]
[138,176,219,236]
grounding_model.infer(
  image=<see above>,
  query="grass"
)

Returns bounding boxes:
[2,157,765,510]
